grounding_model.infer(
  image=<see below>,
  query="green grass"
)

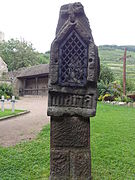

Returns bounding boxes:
[0,125,50,180]
[0,109,25,119]
[91,103,135,179]
[0,103,135,179]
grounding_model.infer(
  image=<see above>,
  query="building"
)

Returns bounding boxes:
[0,31,49,96]
[0,57,8,77]
[16,64,49,96]
[0,32,7,76]
[8,64,49,96]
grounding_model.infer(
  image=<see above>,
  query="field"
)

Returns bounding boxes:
[99,46,135,84]
[0,103,135,179]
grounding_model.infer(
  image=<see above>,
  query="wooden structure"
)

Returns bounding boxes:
[17,64,49,96]
[120,48,131,95]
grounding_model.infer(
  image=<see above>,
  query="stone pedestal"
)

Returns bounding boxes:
[50,116,91,180]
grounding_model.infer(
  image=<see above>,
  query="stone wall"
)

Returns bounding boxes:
[0,57,8,77]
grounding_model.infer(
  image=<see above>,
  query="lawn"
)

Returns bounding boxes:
[0,103,135,179]
[0,109,25,120]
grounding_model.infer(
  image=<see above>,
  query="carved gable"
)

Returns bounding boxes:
[48,2,100,117]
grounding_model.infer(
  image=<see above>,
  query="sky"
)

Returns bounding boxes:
[0,0,135,53]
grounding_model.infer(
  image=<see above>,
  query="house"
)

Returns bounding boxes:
[0,57,10,85]
[12,64,49,96]
[0,57,8,77]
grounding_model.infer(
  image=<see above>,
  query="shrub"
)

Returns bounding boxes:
[0,83,13,99]
[127,94,135,101]
[99,64,115,85]
[98,95,103,101]
[120,79,135,93]
[102,93,114,101]
[115,95,133,103]
[121,95,133,103]
[97,80,112,96]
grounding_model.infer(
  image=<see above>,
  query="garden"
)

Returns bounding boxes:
[0,50,135,179]
[0,102,135,179]
[98,64,135,105]
[0,83,26,119]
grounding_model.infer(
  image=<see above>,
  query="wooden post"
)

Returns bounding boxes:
[123,48,127,95]
[35,77,38,95]
[24,79,26,95]
[119,48,131,95]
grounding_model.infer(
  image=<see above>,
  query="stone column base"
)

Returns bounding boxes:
[50,116,91,180]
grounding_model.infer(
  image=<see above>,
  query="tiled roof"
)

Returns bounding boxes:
[17,64,49,78]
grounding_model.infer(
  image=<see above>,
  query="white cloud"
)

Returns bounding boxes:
[0,0,135,52]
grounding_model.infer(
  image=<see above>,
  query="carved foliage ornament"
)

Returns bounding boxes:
[48,2,100,117]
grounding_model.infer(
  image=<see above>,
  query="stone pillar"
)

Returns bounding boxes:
[48,2,100,180]
[50,116,91,179]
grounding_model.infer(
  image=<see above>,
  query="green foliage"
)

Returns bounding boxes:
[99,64,114,84]
[98,65,115,97]
[115,95,133,103]
[120,78,135,93]
[0,83,13,98]
[37,52,50,64]
[0,39,49,71]
[98,95,103,101]
[98,80,123,101]
[98,80,109,96]
[0,104,135,179]
[98,46,135,87]
[97,81,116,97]
[111,81,122,97]
[102,93,113,101]
[0,39,37,71]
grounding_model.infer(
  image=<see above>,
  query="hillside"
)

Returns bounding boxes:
[99,45,135,83]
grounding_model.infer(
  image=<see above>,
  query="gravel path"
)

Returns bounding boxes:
[0,96,50,147]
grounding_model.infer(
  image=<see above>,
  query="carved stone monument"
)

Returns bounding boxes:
[48,2,100,179]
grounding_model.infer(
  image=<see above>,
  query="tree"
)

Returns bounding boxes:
[0,39,40,71]
[99,64,114,84]
[37,52,50,64]
[98,64,115,97]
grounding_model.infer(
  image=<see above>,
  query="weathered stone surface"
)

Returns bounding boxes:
[49,2,99,179]
[49,65,58,84]
[70,150,91,179]
[50,149,91,180]
[50,150,70,177]
[47,2,100,117]
[51,116,90,148]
